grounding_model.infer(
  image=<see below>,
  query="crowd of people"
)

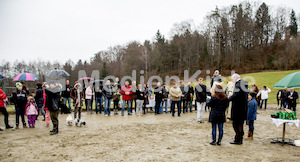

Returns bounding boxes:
[0,71,298,145]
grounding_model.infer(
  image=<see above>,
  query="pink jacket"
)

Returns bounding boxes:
[43,90,48,110]
[85,86,94,100]
[25,102,38,115]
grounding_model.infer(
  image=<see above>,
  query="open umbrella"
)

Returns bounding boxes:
[273,71,300,88]
[45,69,70,79]
[0,74,5,80]
[13,73,39,81]
[78,77,93,81]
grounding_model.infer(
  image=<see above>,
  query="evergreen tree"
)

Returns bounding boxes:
[289,9,298,37]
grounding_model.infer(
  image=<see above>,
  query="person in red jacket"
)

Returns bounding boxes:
[0,87,13,131]
[120,81,133,116]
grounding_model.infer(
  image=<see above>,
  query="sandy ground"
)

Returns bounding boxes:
[0,104,300,162]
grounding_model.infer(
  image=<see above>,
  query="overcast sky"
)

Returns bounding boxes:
[0,0,299,64]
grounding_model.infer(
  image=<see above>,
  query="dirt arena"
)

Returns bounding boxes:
[0,104,299,161]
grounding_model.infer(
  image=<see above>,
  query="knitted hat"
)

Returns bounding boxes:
[16,82,22,88]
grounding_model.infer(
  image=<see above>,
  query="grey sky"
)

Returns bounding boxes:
[0,0,299,64]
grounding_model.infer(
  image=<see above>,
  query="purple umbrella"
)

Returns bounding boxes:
[13,73,39,81]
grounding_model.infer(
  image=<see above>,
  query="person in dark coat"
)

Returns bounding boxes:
[208,85,229,146]
[61,80,72,112]
[195,78,207,123]
[245,92,257,140]
[287,88,299,112]
[210,70,222,88]
[11,82,28,129]
[35,83,45,120]
[180,81,188,113]
[103,80,114,116]
[45,80,61,135]
[229,73,249,145]
[187,82,194,112]
[143,84,149,114]
[154,82,163,115]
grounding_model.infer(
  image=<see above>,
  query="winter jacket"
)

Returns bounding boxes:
[162,87,169,100]
[71,87,84,107]
[247,98,257,121]
[187,86,194,101]
[257,88,271,100]
[210,75,222,87]
[45,87,61,112]
[0,87,7,107]
[208,97,229,123]
[169,87,182,101]
[43,90,48,110]
[229,79,249,121]
[195,84,207,103]
[85,86,94,100]
[94,85,103,98]
[103,85,113,99]
[131,85,137,100]
[154,86,163,101]
[180,86,188,100]
[136,89,146,100]
[35,86,44,108]
[61,84,72,98]
[25,102,38,115]
[113,87,120,101]
[11,89,27,108]
[120,85,132,101]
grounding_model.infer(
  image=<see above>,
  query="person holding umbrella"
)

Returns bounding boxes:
[11,82,28,129]
[45,80,61,135]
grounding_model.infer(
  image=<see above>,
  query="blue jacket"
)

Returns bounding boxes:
[247,98,257,120]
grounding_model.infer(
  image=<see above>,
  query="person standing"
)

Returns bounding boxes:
[25,97,38,128]
[71,82,83,121]
[251,85,260,106]
[131,81,137,113]
[11,82,28,129]
[208,85,229,145]
[136,84,145,115]
[61,80,72,112]
[0,87,13,130]
[229,73,249,145]
[210,70,222,88]
[42,83,50,127]
[113,83,120,115]
[162,84,169,113]
[187,82,194,112]
[143,84,150,114]
[103,80,113,116]
[94,82,103,114]
[257,86,271,110]
[154,82,163,115]
[287,88,299,112]
[45,80,61,135]
[195,78,207,123]
[120,81,133,116]
[169,82,182,117]
[245,92,258,140]
[180,81,188,113]
[35,83,45,121]
[85,84,94,114]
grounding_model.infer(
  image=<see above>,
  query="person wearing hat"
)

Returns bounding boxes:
[35,83,45,121]
[11,82,28,129]
[71,82,83,121]
[210,70,222,88]
[0,86,13,130]
[45,80,61,135]
[245,92,258,140]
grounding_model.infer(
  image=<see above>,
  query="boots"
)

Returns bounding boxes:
[244,131,253,140]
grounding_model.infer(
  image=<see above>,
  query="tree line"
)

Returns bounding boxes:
[1,1,299,90]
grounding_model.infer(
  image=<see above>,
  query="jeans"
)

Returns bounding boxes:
[86,99,92,112]
[188,100,193,112]
[181,99,188,113]
[95,97,103,113]
[196,102,206,121]
[162,100,168,113]
[155,100,162,114]
[171,100,181,117]
[104,98,112,115]
[212,123,223,142]
[248,120,254,132]
[16,106,26,126]
[50,110,59,132]
[136,100,144,114]
[37,105,45,119]
[122,100,132,115]
[260,99,267,109]
[64,97,72,111]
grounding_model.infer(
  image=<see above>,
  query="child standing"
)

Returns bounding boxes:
[25,97,38,128]
[43,83,51,127]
